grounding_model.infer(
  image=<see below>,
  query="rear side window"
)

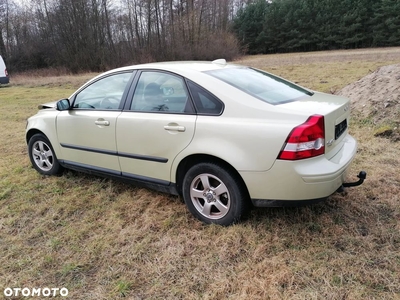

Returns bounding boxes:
[130,71,191,113]
[187,80,223,115]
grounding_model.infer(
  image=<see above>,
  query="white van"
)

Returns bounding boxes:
[0,55,9,85]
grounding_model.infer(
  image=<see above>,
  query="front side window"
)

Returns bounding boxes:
[73,72,132,110]
[206,67,312,105]
[131,71,190,113]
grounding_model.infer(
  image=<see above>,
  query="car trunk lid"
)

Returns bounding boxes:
[279,92,351,158]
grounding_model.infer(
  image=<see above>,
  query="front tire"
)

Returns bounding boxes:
[28,133,63,175]
[182,162,248,225]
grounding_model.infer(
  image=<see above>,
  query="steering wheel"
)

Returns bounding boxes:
[100,97,120,109]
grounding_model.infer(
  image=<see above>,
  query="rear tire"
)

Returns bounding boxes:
[182,162,248,225]
[28,133,63,175]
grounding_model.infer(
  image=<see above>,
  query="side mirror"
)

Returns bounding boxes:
[56,99,70,111]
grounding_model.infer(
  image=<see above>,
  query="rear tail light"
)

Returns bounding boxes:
[278,115,325,160]
[5,69,8,76]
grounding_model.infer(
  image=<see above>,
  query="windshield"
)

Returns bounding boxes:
[205,67,313,104]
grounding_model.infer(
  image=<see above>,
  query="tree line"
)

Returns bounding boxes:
[1,0,400,73]
[233,0,400,54]
[0,0,246,72]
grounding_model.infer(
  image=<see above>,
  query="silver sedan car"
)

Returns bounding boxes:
[26,59,366,225]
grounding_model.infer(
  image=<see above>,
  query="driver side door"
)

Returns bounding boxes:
[56,71,134,174]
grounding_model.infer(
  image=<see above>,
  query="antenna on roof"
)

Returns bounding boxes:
[212,59,227,66]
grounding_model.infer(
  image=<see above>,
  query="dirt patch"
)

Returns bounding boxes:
[337,63,400,141]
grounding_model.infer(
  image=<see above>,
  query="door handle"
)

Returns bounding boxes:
[95,120,110,126]
[164,125,186,132]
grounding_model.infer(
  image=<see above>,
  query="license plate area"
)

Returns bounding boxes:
[335,119,347,140]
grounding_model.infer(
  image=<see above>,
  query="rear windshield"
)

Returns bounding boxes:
[205,67,313,104]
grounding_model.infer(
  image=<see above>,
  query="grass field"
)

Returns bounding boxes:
[1,48,400,299]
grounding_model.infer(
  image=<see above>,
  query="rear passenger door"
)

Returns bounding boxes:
[116,71,197,184]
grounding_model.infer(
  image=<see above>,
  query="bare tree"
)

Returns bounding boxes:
[4,0,241,72]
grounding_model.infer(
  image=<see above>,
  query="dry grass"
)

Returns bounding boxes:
[0,48,399,299]
[10,68,98,90]
[235,47,400,93]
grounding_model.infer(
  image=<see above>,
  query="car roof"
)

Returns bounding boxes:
[109,59,242,74]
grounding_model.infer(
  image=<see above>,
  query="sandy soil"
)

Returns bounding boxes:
[337,63,400,140]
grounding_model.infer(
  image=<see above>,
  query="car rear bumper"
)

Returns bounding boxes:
[0,76,9,84]
[240,134,358,205]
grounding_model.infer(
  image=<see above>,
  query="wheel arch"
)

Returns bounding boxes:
[26,129,46,144]
[26,126,62,159]
[175,154,250,200]
[27,129,64,175]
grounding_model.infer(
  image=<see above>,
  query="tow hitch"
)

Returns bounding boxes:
[337,171,367,192]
